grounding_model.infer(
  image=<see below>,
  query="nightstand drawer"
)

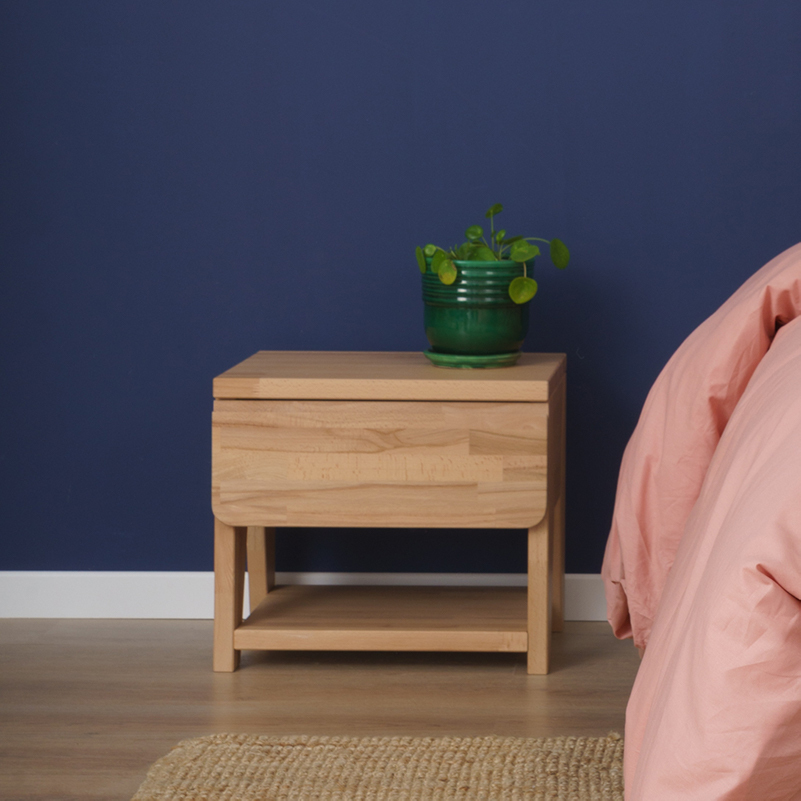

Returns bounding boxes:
[212,399,548,528]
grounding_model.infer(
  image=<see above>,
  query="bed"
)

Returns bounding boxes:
[601,242,801,799]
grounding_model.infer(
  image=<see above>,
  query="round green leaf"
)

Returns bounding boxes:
[510,242,540,262]
[472,245,496,261]
[415,246,426,274]
[423,244,438,257]
[465,225,483,242]
[550,238,570,269]
[508,276,538,304]
[438,260,457,285]
[495,229,506,242]
[485,203,503,219]
[431,249,448,272]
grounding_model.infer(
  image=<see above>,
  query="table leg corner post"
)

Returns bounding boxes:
[247,526,276,612]
[527,517,552,675]
[551,495,566,633]
[548,371,567,636]
[213,518,246,672]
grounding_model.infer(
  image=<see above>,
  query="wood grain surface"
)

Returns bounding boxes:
[0,619,640,801]
[234,585,528,652]
[212,400,548,528]
[213,351,565,402]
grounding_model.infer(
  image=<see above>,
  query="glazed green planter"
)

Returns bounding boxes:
[422,259,530,364]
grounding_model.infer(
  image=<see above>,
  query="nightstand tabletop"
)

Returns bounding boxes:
[213,351,565,402]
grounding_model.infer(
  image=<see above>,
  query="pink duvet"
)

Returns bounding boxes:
[625,311,801,799]
[602,242,801,650]
[601,242,801,798]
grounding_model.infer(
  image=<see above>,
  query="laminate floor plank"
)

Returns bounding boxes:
[0,619,640,801]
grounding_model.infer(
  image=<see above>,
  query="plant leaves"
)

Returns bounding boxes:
[550,238,570,269]
[415,246,427,273]
[472,245,497,261]
[495,229,506,242]
[424,244,438,257]
[431,249,448,272]
[485,203,503,219]
[499,235,524,245]
[456,242,473,259]
[438,260,457,285]
[465,225,483,242]
[508,276,538,304]
[510,242,540,262]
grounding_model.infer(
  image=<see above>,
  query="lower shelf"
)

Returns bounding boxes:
[234,585,528,652]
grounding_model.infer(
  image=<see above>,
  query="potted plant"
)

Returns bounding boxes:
[416,204,569,367]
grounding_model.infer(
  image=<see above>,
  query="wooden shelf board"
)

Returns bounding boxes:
[234,585,528,652]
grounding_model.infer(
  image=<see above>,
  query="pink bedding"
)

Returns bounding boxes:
[624,312,801,798]
[602,242,801,650]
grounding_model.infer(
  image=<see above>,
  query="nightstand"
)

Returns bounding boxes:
[212,351,565,674]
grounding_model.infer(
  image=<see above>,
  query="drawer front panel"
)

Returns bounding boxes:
[212,400,547,528]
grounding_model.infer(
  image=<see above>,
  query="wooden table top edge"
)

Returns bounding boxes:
[213,351,566,402]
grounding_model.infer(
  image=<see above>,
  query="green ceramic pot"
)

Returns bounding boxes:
[422,259,530,359]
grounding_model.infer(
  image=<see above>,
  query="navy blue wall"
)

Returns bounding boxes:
[2,1,799,573]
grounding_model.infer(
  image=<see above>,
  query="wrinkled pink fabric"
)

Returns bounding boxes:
[624,314,801,799]
[602,242,801,649]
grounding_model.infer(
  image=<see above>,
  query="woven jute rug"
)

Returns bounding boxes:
[131,733,624,800]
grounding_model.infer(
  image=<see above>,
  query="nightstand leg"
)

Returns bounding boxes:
[550,373,567,633]
[550,495,565,632]
[247,526,276,612]
[527,515,552,674]
[213,518,246,672]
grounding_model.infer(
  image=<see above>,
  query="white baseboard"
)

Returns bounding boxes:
[0,571,607,621]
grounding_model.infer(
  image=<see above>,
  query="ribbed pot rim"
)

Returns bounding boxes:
[424,257,520,266]
[422,258,526,275]
[422,259,529,305]
[423,259,523,275]
[423,275,518,284]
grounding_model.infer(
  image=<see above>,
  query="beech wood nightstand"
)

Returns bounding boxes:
[212,351,566,674]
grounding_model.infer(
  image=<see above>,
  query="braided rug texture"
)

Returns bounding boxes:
[132,733,623,801]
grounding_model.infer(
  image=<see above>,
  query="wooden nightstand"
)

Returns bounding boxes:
[212,351,566,674]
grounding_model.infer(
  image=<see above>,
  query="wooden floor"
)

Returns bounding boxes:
[0,619,640,801]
